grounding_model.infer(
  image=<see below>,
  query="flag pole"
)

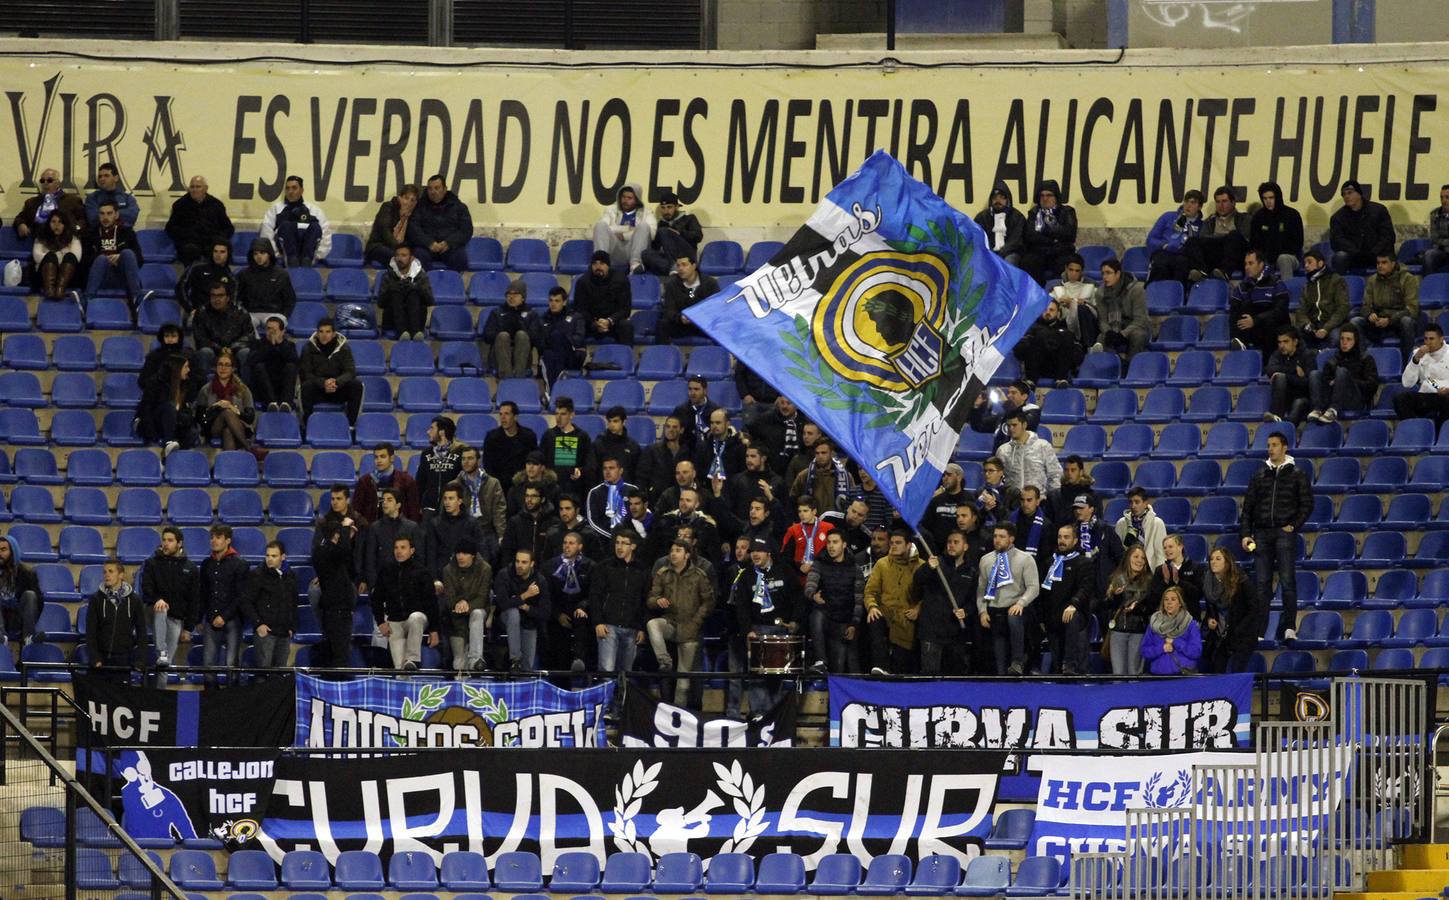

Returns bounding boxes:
[911,525,969,632]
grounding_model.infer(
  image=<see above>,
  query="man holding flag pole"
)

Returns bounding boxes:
[686,151,1052,667]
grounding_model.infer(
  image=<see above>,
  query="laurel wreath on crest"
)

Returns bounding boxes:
[610,760,662,856]
[462,684,511,725]
[713,760,769,854]
[1142,769,1195,808]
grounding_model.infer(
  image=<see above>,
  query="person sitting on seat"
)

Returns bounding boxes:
[259,175,332,268]
[376,244,434,341]
[641,190,702,276]
[1145,190,1205,286]
[1329,179,1394,273]
[408,175,473,271]
[573,250,635,344]
[1094,258,1149,362]
[365,184,418,267]
[1293,249,1349,351]
[166,175,234,266]
[1354,252,1419,365]
[83,162,140,229]
[593,182,656,274]
[1228,248,1290,360]
[32,210,83,302]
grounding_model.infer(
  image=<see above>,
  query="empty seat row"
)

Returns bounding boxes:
[2,522,308,565]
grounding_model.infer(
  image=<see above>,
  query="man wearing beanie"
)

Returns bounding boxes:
[377,243,434,341]
[642,190,703,275]
[1329,180,1395,273]
[482,278,539,378]
[573,250,635,344]
[973,182,1026,266]
[417,416,463,517]
[444,537,493,673]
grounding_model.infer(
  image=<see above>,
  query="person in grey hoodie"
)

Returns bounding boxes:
[973,182,1026,267]
[593,182,656,273]
[976,521,1039,676]
[1093,258,1149,361]
[377,244,435,341]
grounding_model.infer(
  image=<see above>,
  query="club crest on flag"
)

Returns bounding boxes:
[686,150,1050,527]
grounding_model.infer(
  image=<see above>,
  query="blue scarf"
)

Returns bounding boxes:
[605,481,625,526]
[804,458,851,501]
[1128,510,1147,542]
[1021,510,1045,553]
[1043,551,1080,589]
[710,438,726,479]
[752,567,774,613]
[983,552,1013,602]
[553,556,582,595]
[461,471,483,519]
[801,519,822,563]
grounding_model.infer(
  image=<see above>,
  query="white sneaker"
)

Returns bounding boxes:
[1089,343,1103,354]
[1262,412,1281,423]
[1283,628,1297,642]
[1230,338,1246,351]
[1306,409,1324,424]
[1321,407,1337,423]
[870,666,889,676]
[162,440,180,458]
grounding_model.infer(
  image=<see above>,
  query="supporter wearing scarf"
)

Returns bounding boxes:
[1042,549,1079,590]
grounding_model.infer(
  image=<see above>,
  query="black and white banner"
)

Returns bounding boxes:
[74,672,295,752]
[620,686,798,747]
[254,749,1005,868]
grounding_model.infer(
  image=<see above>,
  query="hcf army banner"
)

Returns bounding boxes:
[253,748,1005,868]
[295,672,613,747]
[829,674,1253,801]
[687,151,1049,527]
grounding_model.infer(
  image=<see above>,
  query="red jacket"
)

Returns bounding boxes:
[353,469,421,524]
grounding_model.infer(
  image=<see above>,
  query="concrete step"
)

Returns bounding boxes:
[1366,867,1449,892]
[1401,843,1449,869]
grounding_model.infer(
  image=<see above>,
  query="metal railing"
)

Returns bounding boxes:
[0,701,184,900]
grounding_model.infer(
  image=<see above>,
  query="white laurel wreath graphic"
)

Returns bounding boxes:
[713,760,768,855]
[610,760,662,856]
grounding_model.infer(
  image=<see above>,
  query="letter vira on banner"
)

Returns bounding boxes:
[685,151,1050,528]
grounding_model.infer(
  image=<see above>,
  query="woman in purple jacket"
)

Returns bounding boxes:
[1141,587,1203,675]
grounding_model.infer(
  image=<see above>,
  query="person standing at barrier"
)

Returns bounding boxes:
[976,522,1039,676]
[913,531,974,676]
[200,525,249,687]
[362,489,423,601]
[1148,534,1212,669]
[1040,523,1093,676]
[312,519,357,670]
[731,537,801,717]
[373,534,440,672]
[804,530,864,674]
[864,529,924,675]
[86,559,149,683]
[1142,587,1203,675]
[647,540,715,702]
[243,540,296,673]
[1102,545,1152,676]
[590,528,651,683]
[1240,431,1312,642]
[141,526,198,674]
[1207,547,1263,673]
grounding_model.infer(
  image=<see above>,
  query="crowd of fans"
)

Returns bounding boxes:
[4,165,1448,716]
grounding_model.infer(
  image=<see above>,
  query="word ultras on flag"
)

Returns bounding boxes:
[688,151,1050,526]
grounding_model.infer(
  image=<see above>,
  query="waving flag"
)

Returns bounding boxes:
[686,151,1051,527]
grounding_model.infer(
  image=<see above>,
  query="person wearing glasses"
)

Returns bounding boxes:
[13,168,86,246]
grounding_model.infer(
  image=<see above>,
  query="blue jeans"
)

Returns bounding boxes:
[1254,528,1298,638]
[151,612,183,687]
[85,249,142,301]
[808,607,858,673]
[275,219,321,266]
[499,607,538,668]
[596,624,638,674]
[202,617,242,685]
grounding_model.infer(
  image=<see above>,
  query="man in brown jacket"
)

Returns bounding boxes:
[863,529,923,675]
[647,540,716,703]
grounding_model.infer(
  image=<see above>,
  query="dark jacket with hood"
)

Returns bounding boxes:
[804,552,864,627]
[377,255,435,316]
[1038,550,1094,630]
[1097,272,1150,334]
[424,509,484,579]
[661,271,720,329]
[1023,181,1077,252]
[1229,269,1290,333]
[0,534,43,613]
[912,555,975,643]
[366,197,409,259]
[299,330,357,389]
[973,182,1027,259]
[1293,267,1350,334]
[573,266,632,327]
[1330,194,1395,259]
[492,564,552,629]
[178,255,235,313]
[235,237,297,318]
[408,190,474,250]
[192,299,254,355]
[1249,183,1305,261]
[416,442,464,515]
[311,524,358,614]
[1320,335,1379,403]
[242,564,298,633]
[86,581,148,664]
[200,547,250,624]
[371,555,440,632]
[482,300,539,343]
[654,208,703,251]
[84,223,145,267]
[140,548,200,628]
[166,192,235,254]
[1240,455,1313,536]
[1265,344,1318,396]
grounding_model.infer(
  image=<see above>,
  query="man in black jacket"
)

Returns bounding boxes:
[193,281,254,373]
[313,518,358,669]
[299,318,363,425]
[1013,300,1082,387]
[974,182,1026,266]
[416,416,463,517]
[1038,524,1094,674]
[1240,432,1313,642]
[408,175,473,271]
[373,534,440,671]
[538,286,587,389]
[500,485,558,565]
[483,401,538,490]
[249,316,300,412]
[642,191,703,275]
[1009,486,1056,577]
[913,532,974,675]
[200,525,249,686]
[1265,326,1317,424]
[1019,180,1078,285]
[166,175,234,265]
[482,280,539,379]
[573,251,634,344]
[140,527,198,672]
[636,416,690,503]
[590,408,642,482]
[83,201,148,309]
[0,533,45,646]
[362,489,423,592]
[1330,180,1396,273]
[670,377,720,453]
[493,547,551,671]
[235,237,297,332]
[243,541,297,672]
[177,240,236,315]
[657,252,719,344]
[424,484,485,580]
[544,529,597,671]
[1229,249,1291,361]
[731,537,802,715]
[86,559,149,682]
[589,528,652,678]
[377,244,435,341]
[804,531,863,673]
[1250,181,1305,283]
[695,408,746,483]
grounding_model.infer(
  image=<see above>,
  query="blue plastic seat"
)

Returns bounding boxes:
[304,413,352,449]
[1171,459,1222,497]
[218,490,264,525]
[1103,423,1153,460]
[112,526,156,564]
[587,381,641,418]
[0,371,45,409]
[214,450,260,487]
[1358,456,1408,493]
[1005,856,1063,898]
[36,299,82,333]
[1121,351,1169,387]
[166,489,213,526]
[653,851,704,893]
[1153,315,1200,350]
[1318,571,1370,612]
[1357,532,1406,568]
[1193,314,1228,350]
[1364,569,1418,610]
[11,485,58,524]
[636,345,684,380]
[644,378,687,415]
[390,341,436,375]
[19,641,68,681]
[493,851,544,892]
[520,272,561,305]
[1073,351,1120,389]
[1391,418,1436,454]
[389,850,439,890]
[856,854,912,896]
[50,410,97,446]
[398,377,445,413]
[985,807,1035,850]
[353,412,400,447]
[496,378,542,413]
[287,266,324,302]
[1341,419,1390,454]
[505,237,552,273]
[807,854,863,895]
[2,333,46,369]
[1303,532,1354,570]
[1136,386,1185,423]
[1341,606,1391,647]
[1061,423,1107,459]
[1225,384,1269,422]
[437,851,489,891]
[15,449,61,485]
[688,346,732,380]
[1387,608,1438,646]
[1328,648,1369,673]
[1412,457,1449,493]
[1295,423,1342,458]
[589,344,635,378]
[468,270,510,305]
[1369,346,1403,382]
[137,295,182,334]
[1151,422,1200,459]
[346,339,384,376]
[51,335,97,372]
[115,488,163,526]
[429,306,474,341]
[357,375,393,412]
[227,849,278,890]
[99,336,145,372]
[310,450,358,486]
[1145,280,1183,315]
[101,373,142,409]
[1314,457,1361,494]
[324,268,370,304]
[1166,351,1214,388]
[334,849,386,890]
[755,853,806,894]
[63,488,111,525]
[36,602,77,642]
[427,269,466,305]
[548,851,599,893]
[1130,460,1175,496]
[1293,610,1343,649]
[1087,388,1136,424]
[699,240,744,275]
[83,296,132,331]
[1039,388,1084,424]
[108,450,159,487]
[103,412,142,447]
[170,849,224,890]
[57,526,103,564]
[551,379,595,413]
[160,449,208,486]
[254,412,303,448]
[745,240,784,271]
[957,856,1010,898]
[1185,278,1229,314]
[466,236,504,271]
[1372,648,1415,671]
[555,238,593,275]
[1216,350,1262,385]
[901,855,959,896]
[76,847,120,890]
[1331,495,1382,532]
[35,564,77,602]
[595,852,650,893]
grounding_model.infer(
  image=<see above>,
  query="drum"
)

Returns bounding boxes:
[749,635,803,674]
